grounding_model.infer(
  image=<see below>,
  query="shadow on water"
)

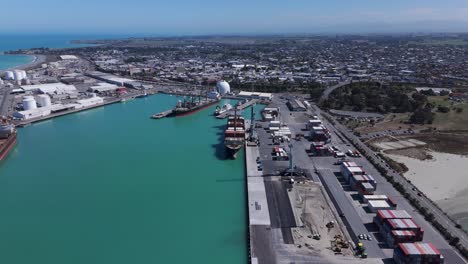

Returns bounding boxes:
[212,124,230,160]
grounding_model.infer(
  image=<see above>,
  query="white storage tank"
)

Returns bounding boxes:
[20,70,27,80]
[13,70,22,81]
[216,80,231,95]
[37,94,52,107]
[4,71,14,80]
[22,96,37,110]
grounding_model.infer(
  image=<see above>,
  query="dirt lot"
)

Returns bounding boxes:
[288,181,353,257]
[371,133,468,160]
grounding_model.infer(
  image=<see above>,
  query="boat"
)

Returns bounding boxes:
[224,113,245,159]
[121,97,135,103]
[214,103,233,116]
[168,98,219,117]
[136,91,148,98]
[0,123,17,161]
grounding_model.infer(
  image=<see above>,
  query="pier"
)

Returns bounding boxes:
[216,99,258,119]
[244,119,272,264]
[151,109,173,119]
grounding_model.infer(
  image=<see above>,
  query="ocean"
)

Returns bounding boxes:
[0,34,121,70]
[0,94,258,263]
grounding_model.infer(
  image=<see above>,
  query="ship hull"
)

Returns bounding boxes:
[225,145,242,159]
[0,133,16,161]
[170,100,219,117]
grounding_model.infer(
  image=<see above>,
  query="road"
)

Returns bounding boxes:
[311,104,468,263]
[320,81,350,101]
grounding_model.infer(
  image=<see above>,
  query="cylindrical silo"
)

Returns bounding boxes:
[20,70,27,80]
[13,70,22,81]
[37,94,52,107]
[5,71,14,80]
[22,96,37,111]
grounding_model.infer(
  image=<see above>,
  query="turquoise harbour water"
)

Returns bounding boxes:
[0,94,261,264]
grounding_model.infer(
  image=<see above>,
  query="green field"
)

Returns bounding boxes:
[432,97,468,130]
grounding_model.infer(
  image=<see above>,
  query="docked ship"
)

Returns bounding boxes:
[0,123,17,161]
[224,114,246,159]
[168,97,219,117]
[214,103,233,116]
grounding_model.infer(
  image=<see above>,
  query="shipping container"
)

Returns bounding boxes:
[393,243,444,264]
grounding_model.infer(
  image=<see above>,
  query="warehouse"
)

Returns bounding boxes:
[237,91,273,101]
[393,243,444,264]
[286,99,306,111]
[21,83,77,95]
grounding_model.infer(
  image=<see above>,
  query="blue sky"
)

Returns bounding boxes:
[2,0,468,34]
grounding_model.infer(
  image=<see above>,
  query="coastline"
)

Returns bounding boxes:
[0,54,47,72]
[386,151,468,230]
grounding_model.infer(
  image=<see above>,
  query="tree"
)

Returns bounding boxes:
[439,90,450,96]
[437,105,450,113]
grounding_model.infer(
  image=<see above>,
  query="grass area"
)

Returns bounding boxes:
[433,103,468,131]
[428,96,453,107]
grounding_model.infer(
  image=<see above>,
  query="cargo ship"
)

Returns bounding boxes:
[0,123,17,161]
[224,114,246,159]
[168,98,219,117]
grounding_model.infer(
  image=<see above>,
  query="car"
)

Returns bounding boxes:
[358,234,364,240]
[366,234,372,241]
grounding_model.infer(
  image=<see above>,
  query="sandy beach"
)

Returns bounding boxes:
[386,151,468,229]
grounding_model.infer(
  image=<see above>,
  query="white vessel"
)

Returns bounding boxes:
[214,103,233,116]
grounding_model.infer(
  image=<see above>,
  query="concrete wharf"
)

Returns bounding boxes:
[216,99,258,119]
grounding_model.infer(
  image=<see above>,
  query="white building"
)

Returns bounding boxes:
[21,83,77,95]
[238,91,273,101]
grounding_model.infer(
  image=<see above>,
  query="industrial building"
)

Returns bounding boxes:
[286,99,307,111]
[393,243,444,264]
[13,95,104,120]
[237,91,273,101]
[60,55,79,60]
[85,71,139,87]
[89,83,119,93]
[21,83,77,95]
